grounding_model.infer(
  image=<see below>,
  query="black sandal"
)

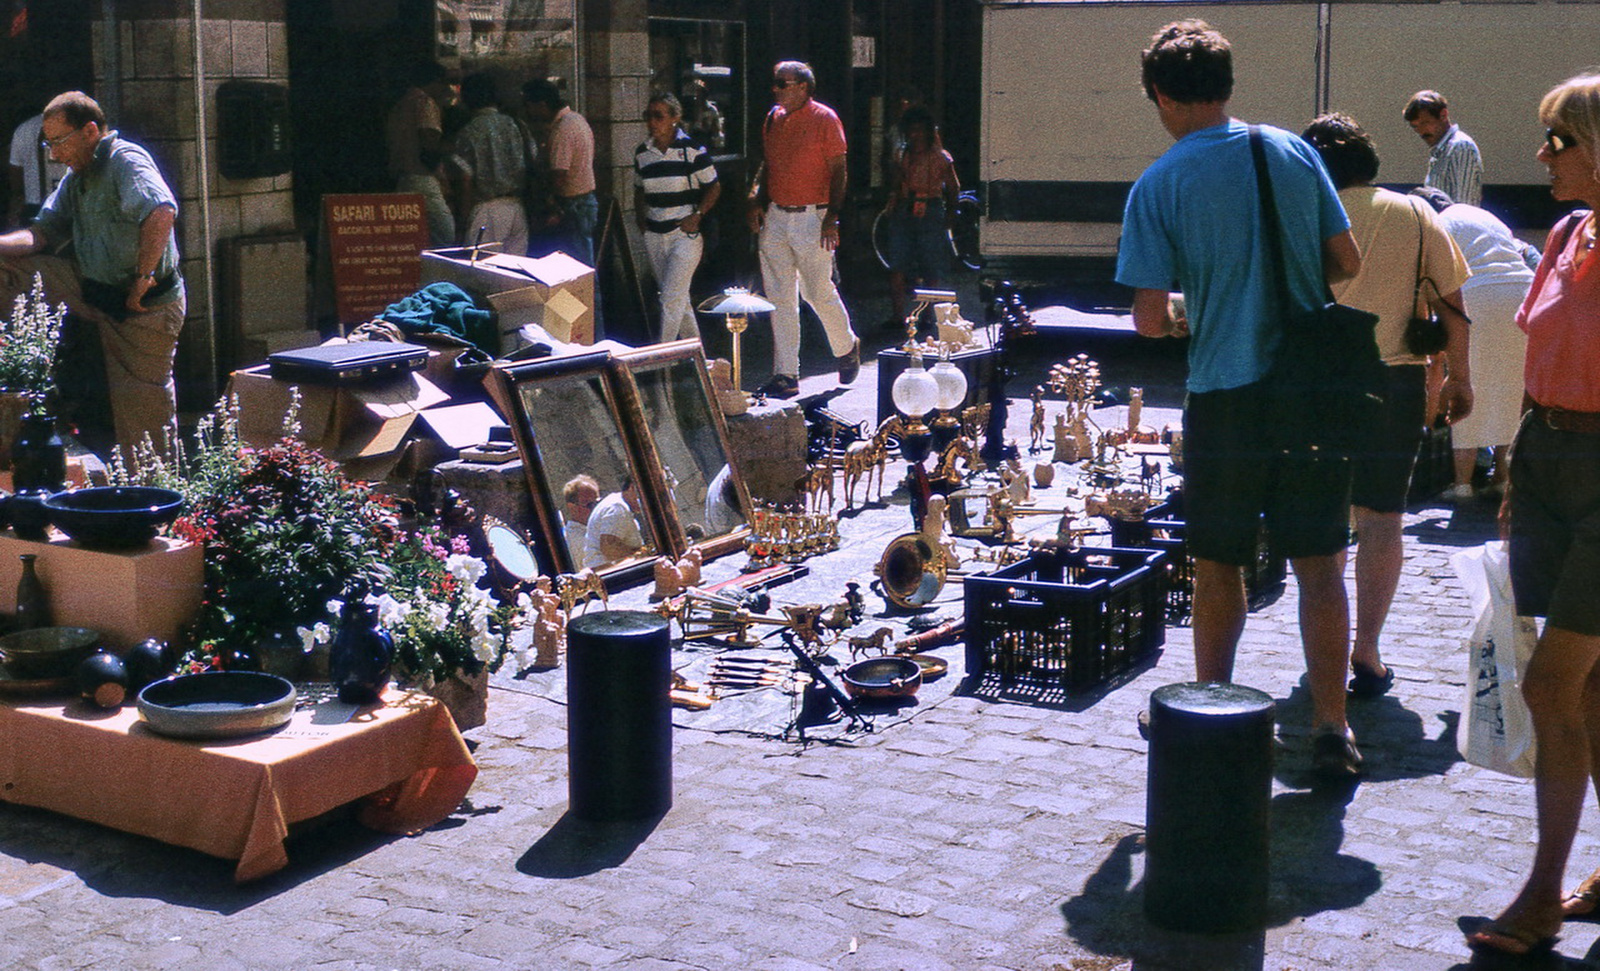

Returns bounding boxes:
[1348,661,1395,698]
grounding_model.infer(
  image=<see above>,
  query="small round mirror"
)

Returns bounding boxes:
[486,523,538,581]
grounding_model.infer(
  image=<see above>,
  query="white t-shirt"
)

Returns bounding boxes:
[582,492,641,569]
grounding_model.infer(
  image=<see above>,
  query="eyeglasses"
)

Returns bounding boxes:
[1546,128,1575,155]
[40,126,82,150]
[772,78,800,90]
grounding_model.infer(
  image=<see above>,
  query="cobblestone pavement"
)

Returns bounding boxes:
[2,300,1594,971]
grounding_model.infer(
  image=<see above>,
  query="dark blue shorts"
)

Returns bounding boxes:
[1350,364,1428,514]
[1183,381,1353,567]
[1510,414,1600,634]
[885,200,951,279]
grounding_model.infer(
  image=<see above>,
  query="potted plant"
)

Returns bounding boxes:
[299,524,533,730]
[0,273,65,466]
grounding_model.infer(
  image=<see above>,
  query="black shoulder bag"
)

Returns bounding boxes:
[1403,203,1450,356]
[1249,125,1386,457]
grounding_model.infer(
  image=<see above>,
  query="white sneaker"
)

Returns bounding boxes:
[1449,484,1475,500]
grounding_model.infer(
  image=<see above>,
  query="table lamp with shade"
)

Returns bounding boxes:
[696,287,775,396]
[928,353,969,451]
[891,350,942,527]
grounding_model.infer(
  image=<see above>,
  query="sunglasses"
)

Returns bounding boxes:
[1546,128,1575,155]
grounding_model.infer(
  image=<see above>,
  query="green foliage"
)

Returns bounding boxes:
[0,274,64,408]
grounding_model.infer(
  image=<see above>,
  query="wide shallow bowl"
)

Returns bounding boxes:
[841,655,923,700]
[44,487,184,549]
[136,671,297,740]
[907,653,949,681]
[0,625,100,679]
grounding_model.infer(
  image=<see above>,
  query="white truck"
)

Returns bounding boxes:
[978,0,1600,289]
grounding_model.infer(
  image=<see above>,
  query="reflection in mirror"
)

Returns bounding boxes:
[627,351,749,552]
[510,367,660,576]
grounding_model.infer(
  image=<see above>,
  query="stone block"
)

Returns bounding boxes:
[436,458,539,537]
[232,21,269,77]
[203,19,233,77]
[725,399,805,506]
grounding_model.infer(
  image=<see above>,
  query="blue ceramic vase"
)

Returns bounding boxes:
[329,598,392,705]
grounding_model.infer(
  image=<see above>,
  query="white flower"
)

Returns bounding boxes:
[297,622,331,651]
[446,553,487,585]
[471,627,499,664]
[325,598,344,617]
[374,592,411,627]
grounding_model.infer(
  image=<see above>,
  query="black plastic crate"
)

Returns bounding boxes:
[964,545,1168,693]
[1108,493,1283,620]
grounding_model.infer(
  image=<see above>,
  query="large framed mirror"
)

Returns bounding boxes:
[487,350,663,586]
[612,340,753,564]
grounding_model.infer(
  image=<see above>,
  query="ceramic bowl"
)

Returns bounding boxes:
[841,655,923,700]
[136,671,297,740]
[0,625,100,679]
[43,487,184,549]
[908,653,949,681]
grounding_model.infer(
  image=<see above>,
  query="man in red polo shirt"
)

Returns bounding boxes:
[746,60,859,399]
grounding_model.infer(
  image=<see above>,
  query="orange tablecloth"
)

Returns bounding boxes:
[0,688,477,882]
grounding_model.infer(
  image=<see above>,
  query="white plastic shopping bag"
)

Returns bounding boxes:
[1451,541,1538,777]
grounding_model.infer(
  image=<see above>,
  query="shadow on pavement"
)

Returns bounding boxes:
[0,802,399,913]
[1272,679,1462,785]
[516,809,664,878]
[1059,772,1385,967]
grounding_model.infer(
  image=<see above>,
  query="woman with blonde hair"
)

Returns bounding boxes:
[1469,72,1600,958]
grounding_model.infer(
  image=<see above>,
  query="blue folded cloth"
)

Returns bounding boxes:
[380,282,496,356]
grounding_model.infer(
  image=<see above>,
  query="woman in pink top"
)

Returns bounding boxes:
[1469,73,1600,959]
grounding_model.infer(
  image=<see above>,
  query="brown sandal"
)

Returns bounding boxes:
[1563,868,1600,922]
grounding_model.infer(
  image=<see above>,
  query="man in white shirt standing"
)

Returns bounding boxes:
[1404,89,1483,208]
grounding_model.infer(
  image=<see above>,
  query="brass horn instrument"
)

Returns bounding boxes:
[874,532,949,610]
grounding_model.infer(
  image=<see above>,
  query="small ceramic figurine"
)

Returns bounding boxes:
[678,549,703,588]
[531,576,566,668]
[1033,462,1055,488]
[652,558,684,601]
[1029,386,1046,452]
[935,302,975,349]
[1052,413,1077,464]
[1128,386,1144,433]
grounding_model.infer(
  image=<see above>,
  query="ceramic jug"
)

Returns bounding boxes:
[329,596,392,705]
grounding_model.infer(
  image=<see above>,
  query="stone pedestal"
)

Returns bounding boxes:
[436,457,537,532]
[724,400,805,507]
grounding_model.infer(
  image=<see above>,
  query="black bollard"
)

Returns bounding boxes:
[566,610,672,821]
[1144,681,1275,933]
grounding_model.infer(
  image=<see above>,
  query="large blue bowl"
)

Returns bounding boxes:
[43,487,184,550]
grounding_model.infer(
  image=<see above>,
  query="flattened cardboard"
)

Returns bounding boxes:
[415,401,504,450]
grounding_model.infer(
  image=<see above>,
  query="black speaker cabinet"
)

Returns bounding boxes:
[217,80,291,179]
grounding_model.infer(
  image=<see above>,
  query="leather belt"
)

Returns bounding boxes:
[1527,396,1600,434]
[773,203,825,212]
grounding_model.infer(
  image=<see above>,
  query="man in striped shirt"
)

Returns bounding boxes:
[1404,90,1482,207]
[634,93,720,343]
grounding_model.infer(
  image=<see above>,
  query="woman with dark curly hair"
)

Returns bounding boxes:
[1300,112,1472,704]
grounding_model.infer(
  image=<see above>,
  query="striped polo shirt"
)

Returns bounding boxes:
[634,130,717,233]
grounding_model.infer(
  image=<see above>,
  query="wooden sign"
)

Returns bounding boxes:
[322,193,428,323]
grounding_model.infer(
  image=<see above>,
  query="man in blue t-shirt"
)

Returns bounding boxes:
[1116,20,1368,779]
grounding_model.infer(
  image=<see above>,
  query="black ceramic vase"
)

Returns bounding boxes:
[14,553,50,630]
[12,413,66,494]
[329,597,393,705]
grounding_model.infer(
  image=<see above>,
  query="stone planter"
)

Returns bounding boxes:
[421,666,489,732]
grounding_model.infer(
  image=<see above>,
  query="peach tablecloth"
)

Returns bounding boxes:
[0,688,477,882]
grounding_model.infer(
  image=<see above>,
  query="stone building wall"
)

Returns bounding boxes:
[92,6,296,406]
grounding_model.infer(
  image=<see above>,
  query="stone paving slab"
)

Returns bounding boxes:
[5,312,1598,970]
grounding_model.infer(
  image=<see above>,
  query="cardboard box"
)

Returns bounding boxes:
[0,534,203,651]
[226,364,450,461]
[421,248,595,351]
